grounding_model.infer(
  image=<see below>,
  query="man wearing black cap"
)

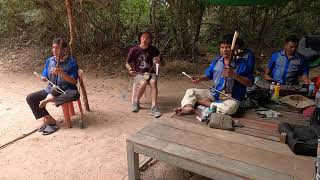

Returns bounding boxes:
[125,30,162,118]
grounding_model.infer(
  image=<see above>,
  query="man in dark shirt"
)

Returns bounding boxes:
[125,30,162,118]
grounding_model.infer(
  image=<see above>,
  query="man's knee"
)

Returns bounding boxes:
[139,80,148,87]
[74,91,80,100]
[67,90,80,101]
[185,88,195,96]
[26,93,35,104]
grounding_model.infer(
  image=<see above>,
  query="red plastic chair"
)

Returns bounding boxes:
[61,69,85,128]
[313,76,320,93]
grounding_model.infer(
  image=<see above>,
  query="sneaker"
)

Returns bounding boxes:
[150,106,162,118]
[132,101,140,112]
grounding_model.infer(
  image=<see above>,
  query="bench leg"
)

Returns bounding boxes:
[127,141,139,180]
[280,133,287,143]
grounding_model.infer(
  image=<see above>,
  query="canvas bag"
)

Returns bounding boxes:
[208,113,234,131]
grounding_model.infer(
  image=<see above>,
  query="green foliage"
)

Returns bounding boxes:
[0,0,319,57]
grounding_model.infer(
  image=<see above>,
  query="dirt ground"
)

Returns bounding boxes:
[0,71,216,180]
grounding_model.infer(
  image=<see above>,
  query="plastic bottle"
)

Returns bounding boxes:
[309,82,315,96]
[270,82,275,96]
[273,83,280,99]
[316,89,320,108]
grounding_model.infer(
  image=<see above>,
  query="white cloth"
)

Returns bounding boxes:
[180,88,213,107]
[211,99,239,115]
[180,88,239,115]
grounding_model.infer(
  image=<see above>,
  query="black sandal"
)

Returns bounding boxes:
[37,124,48,132]
[42,124,59,135]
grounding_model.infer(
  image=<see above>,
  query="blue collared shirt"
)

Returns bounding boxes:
[239,49,255,83]
[205,56,250,101]
[268,50,309,85]
[213,49,255,83]
[42,56,79,93]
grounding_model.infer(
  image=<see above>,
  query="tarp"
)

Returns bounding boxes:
[203,0,290,6]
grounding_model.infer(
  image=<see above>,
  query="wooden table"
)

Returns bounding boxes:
[126,118,315,180]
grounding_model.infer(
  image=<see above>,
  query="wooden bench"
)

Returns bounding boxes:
[126,118,315,180]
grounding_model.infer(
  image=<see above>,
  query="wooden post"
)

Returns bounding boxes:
[280,133,287,144]
[65,0,90,111]
[127,141,139,180]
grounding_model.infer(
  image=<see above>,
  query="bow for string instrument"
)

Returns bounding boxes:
[51,38,65,95]
[144,37,172,80]
[223,31,239,93]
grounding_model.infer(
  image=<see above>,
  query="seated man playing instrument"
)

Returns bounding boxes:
[26,37,80,135]
[125,30,162,118]
[264,35,312,85]
[174,34,253,116]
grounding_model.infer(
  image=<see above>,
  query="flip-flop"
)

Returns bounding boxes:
[42,125,59,135]
[37,124,48,132]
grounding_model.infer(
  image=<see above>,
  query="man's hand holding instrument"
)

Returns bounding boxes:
[182,72,240,103]
[33,71,66,94]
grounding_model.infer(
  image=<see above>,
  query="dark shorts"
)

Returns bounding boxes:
[26,89,80,120]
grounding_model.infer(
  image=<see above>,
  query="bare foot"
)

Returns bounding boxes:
[174,107,195,116]
[39,94,54,108]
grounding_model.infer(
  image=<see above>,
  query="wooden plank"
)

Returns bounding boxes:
[234,128,280,142]
[242,110,308,125]
[129,133,294,180]
[172,113,281,142]
[235,118,279,131]
[170,114,206,125]
[126,140,139,180]
[158,118,295,156]
[235,126,279,137]
[139,122,314,178]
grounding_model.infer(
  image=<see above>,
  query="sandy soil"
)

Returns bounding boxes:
[0,72,212,180]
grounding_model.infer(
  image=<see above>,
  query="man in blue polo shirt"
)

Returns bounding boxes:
[264,35,312,85]
[235,39,256,83]
[174,35,252,116]
[26,38,80,135]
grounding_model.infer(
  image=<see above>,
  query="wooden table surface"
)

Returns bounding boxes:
[127,118,315,180]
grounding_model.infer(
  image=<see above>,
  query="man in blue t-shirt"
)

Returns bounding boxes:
[174,35,253,116]
[26,38,80,135]
[264,35,312,85]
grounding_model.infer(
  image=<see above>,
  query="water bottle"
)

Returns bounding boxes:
[316,89,320,108]
[270,82,275,96]
[309,82,315,96]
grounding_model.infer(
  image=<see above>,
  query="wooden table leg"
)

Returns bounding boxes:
[280,133,287,144]
[127,141,139,180]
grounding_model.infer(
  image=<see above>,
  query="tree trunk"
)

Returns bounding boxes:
[150,0,159,47]
[65,0,90,111]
